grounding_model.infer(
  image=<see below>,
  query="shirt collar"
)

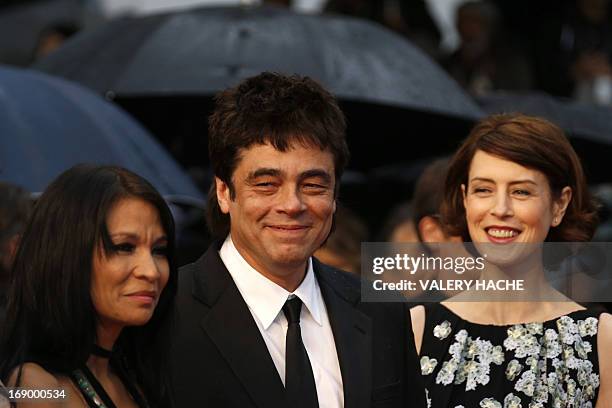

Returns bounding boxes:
[219,235,323,330]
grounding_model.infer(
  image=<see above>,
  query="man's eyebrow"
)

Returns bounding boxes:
[246,168,281,181]
[299,169,332,183]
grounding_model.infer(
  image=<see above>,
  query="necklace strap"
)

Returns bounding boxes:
[91,344,113,359]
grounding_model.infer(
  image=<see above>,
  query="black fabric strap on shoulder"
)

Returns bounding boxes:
[112,361,149,408]
[70,359,149,408]
[70,365,117,408]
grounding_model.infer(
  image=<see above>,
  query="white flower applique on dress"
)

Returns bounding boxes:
[434,328,505,391]
[420,306,601,408]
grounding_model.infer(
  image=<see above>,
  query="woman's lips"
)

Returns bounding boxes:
[126,291,157,305]
[485,226,521,243]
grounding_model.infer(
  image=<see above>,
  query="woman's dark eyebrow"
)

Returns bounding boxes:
[109,232,139,240]
[469,177,537,185]
[469,177,494,183]
[110,233,168,243]
[154,236,168,245]
[508,180,537,186]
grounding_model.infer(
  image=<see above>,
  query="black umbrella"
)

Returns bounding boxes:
[478,91,612,183]
[36,5,482,122]
[34,5,484,173]
[0,65,203,198]
[0,0,96,66]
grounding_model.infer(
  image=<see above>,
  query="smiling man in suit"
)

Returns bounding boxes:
[171,72,425,408]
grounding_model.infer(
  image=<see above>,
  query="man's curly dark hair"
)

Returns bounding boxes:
[207,72,349,238]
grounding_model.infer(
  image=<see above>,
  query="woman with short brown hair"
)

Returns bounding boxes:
[411,114,612,407]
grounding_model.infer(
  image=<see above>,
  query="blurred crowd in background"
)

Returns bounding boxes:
[6,0,612,103]
[3,0,612,277]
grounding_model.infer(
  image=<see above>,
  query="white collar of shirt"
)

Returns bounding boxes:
[219,235,323,330]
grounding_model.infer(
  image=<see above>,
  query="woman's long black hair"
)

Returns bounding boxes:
[0,165,177,407]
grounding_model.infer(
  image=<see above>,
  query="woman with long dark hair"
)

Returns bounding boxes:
[0,165,177,407]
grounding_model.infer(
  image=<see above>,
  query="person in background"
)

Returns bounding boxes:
[411,114,611,407]
[0,165,176,407]
[411,157,461,246]
[0,182,32,324]
[536,0,612,104]
[442,0,533,95]
[378,158,461,246]
[32,21,80,60]
[314,204,368,275]
[324,0,441,57]
[379,201,420,243]
[411,158,479,300]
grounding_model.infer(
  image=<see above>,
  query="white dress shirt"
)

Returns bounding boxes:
[220,235,344,408]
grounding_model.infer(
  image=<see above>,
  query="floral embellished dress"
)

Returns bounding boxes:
[419,303,602,408]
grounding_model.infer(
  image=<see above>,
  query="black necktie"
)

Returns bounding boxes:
[283,296,319,408]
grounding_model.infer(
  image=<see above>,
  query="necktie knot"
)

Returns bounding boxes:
[283,296,302,325]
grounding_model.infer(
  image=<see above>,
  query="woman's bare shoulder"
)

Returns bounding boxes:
[596,313,612,408]
[6,363,60,388]
[598,312,612,350]
[5,364,73,408]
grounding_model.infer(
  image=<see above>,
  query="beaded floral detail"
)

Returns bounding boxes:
[480,397,501,408]
[435,329,505,391]
[505,359,523,381]
[424,314,600,407]
[425,388,432,408]
[434,320,452,339]
[421,356,438,375]
[503,393,522,408]
[578,317,598,337]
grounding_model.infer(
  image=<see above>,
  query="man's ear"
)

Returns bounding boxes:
[215,177,231,214]
[418,216,447,243]
[552,186,572,227]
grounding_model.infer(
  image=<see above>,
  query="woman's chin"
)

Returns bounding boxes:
[473,241,542,270]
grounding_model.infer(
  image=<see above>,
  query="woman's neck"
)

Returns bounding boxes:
[88,322,122,378]
[476,246,555,301]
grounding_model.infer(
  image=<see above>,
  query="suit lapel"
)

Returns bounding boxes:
[193,246,287,408]
[316,261,372,408]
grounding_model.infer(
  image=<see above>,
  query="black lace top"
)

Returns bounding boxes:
[419,303,602,408]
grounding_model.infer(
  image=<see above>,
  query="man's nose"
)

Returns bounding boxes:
[277,186,307,215]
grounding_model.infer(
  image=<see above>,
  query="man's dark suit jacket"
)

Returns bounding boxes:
[170,243,426,408]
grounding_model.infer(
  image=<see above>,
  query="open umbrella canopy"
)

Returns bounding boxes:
[478,91,612,183]
[0,65,203,197]
[35,5,482,121]
[478,92,612,144]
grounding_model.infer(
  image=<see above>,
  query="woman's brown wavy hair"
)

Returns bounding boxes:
[441,113,599,242]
